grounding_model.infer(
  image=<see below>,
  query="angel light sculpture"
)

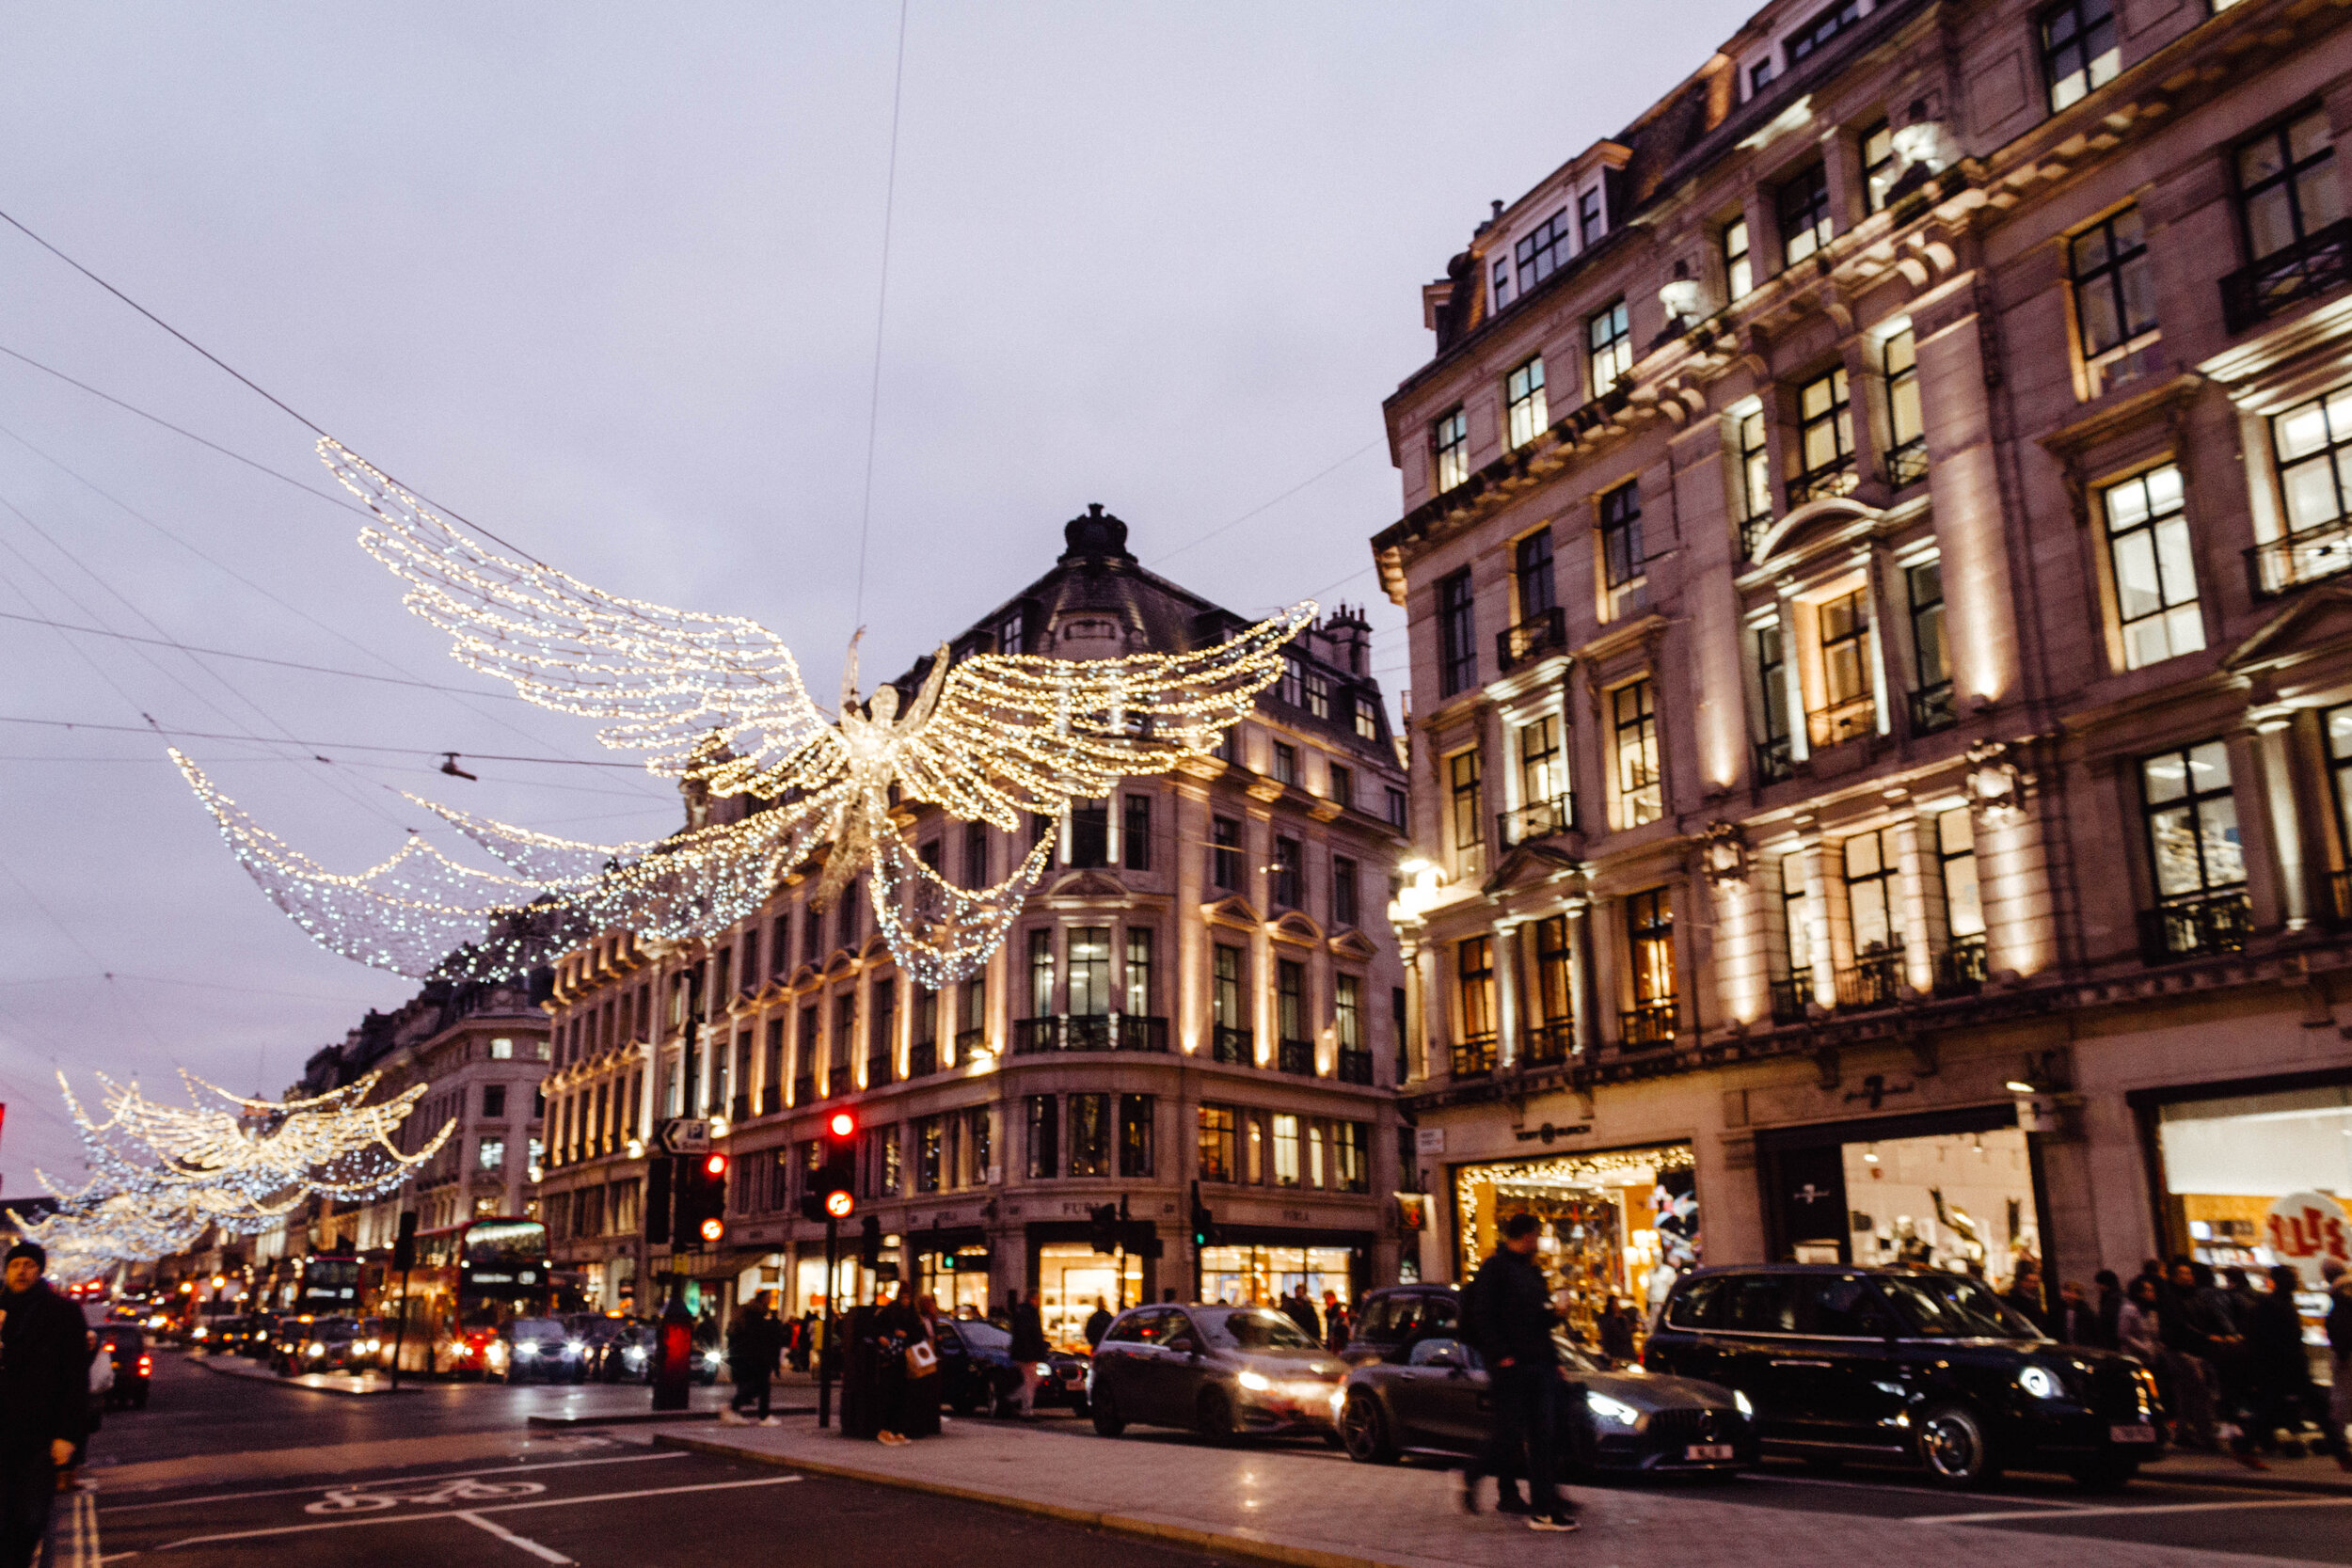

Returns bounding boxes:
[178,440,1314,987]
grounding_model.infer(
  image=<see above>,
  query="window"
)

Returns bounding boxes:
[1026,1095,1057,1178]
[1492,254,1512,311]
[962,818,989,890]
[2104,465,2204,669]
[1795,365,1854,495]
[1938,808,1984,941]
[1068,1093,1111,1178]
[1432,406,1469,493]
[1778,165,1832,265]
[1749,56,1776,96]
[1068,927,1111,1017]
[1124,927,1153,1015]
[916,1116,944,1193]
[1843,827,1903,957]
[1277,656,1305,708]
[963,1106,992,1187]
[1587,298,1631,392]
[1861,119,1897,213]
[1271,836,1302,910]
[2239,109,2341,262]
[1613,678,1663,827]
[1438,569,1476,696]
[1514,529,1556,620]
[1211,816,1243,890]
[957,974,985,1046]
[1122,794,1151,871]
[1736,408,1772,543]
[1782,851,1814,977]
[1332,856,1359,928]
[837,884,859,949]
[1724,216,1754,300]
[2274,387,2352,563]
[1305,667,1330,720]
[1327,764,1355,811]
[479,1136,505,1172]
[1533,913,1572,1026]
[1277,959,1307,1044]
[1815,585,1875,746]
[1070,800,1109,868]
[2071,207,2158,394]
[1355,694,1380,741]
[1119,1095,1154,1178]
[1598,482,1645,601]
[2328,708,2352,864]
[1883,327,1924,474]
[1506,357,1548,450]
[2042,0,2118,113]
[1907,560,1951,716]
[2141,742,2245,904]
[1271,741,1298,787]
[1213,944,1245,1031]
[489,1037,514,1061]
[1272,1114,1302,1186]
[996,610,1025,657]
[1756,621,1791,763]
[483,1083,506,1118]
[1456,935,1496,1044]
[1449,748,1485,853]
[1626,888,1677,1007]
[1786,0,1860,67]
[1385,786,1408,828]
[1198,1104,1237,1182]
[1027,928,1055,1017]
[1515,206,1572,292]
[1335,974,1363,1050]
[832,992,856,1072]
[1578,185,1606,246]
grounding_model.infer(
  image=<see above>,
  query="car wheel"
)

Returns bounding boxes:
[1195,1386,1238,1446]
[1917,1403,2002,1489]
[1091,1387,1126,1437]
[2069,1457,2137,1492]
[1338,1392,1398,1465]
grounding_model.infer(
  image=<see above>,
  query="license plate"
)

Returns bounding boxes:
[1684,1443,1737,1462]
[2109,1424,2158,1445]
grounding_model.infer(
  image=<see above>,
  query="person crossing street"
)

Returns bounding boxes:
[1458,1213,1577,1534]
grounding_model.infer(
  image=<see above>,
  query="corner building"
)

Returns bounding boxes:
[538,508,1409,1345]
[1375,0,2352,1342]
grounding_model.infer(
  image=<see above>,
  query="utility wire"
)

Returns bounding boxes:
[852,0,913,626]
[0,609,528,699]
[1147,439,1385,567]
[0,713,649,767]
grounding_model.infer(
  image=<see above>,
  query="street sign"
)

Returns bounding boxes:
[658,1117,711,1155]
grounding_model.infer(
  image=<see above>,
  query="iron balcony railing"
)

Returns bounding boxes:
[730,1094,752,1125]
[1835,948,1905,1010]
[866,1052,894,1087]
[954,1026,988,1061]
[1064,1015,1114,1052]
[2137,890,2251,963]
[2221,218,2352,335]
[2247,522,2352,598]
[1769,976,1811,1025]
[1788,459,1858,508]
[909,1039,938,1079]
[1211,1024,1252,1066]
[1451,1034,1496,1078]
[1117,1016,1170,1053]
[1619,1003,1677,1050]
[1934,934,1988,998]
[793,1075,816,1106]
[1336,1048,1374,1085]
[1277,1038,1314,1075]
[1909,680,1957,736]
[1519,1021,1573,1067]
[1755,734,1795,784]
[1497,795,1573,850]
[1494,606,1568,673]
[1806,694,1877,751]
[1886,436,1930,489]
[1011,1018,1061,1054]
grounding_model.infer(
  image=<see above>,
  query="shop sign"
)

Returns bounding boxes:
[2013,1095,2061,1134]
[2265,1190,2351,1286]
[1415,1128,1446,1155]
[1394,1194,1431,1232]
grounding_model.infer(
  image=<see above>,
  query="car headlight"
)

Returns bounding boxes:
[1733,1388,1754,1418]
[624,1347,645,1362]
[192,1327,208,1339]
[1586,1390,1641,1427]
[564,1340,585,1357]
[701,1351,720,1366]
[1236,1370,1272,1392]
[307,1341,326,1357]
[448,1340,466,1357]
[516,1342,538,1358]
[1035,1362,1052,1377]
[2018,1366,2061,1401]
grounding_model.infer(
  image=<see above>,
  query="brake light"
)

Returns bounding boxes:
[137,1356,152,1373]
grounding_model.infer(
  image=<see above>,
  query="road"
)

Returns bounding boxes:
[77,1353,2352,1567]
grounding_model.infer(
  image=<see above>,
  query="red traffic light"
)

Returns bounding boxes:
[823,1190,855,1220]
[828,1111,855,1138]
[704,1152,728,1178]
[699,1217,725,1243]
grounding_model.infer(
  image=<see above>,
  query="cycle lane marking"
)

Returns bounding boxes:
[454,1511,574,1565]
[99,1450,679,1513]
[154,1473,803,1550]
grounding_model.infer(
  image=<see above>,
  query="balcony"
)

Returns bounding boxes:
[866,1051,894,1088]
[730,1094,751,1125]
[2137,890,2251,963]
[1211,1024,1252,1066]
[2247,523,2352,598]
[1519,1021,1573,1067]
[1494,607,1568,673]
[1277,1038,1315,1075]
[1116,1016,1170,1053]
[2332,869,2352,927]
[1787,459,1858,509]
[1451,1034,1497,1079]
[954,1026,988,1061]
[909,1039,938,1079]
[1908,681,1957,736]
[1011,1018,1060,1054]
[2221,219,2352,335]
[1835,949,1905,1010]
[759,1085,780,1117]
[1497,795,1573,850]
[1934,934,1988,998]
[1755,735,1794,784]
[1618,1003,1677,1050]
[1336,1048,1374,1085]
[793,1075,816,1106]
[1769,976,1811,1025]
[1806,694,1877,751]
[1064,1015,1114,1053]
[1885,436,1930,490]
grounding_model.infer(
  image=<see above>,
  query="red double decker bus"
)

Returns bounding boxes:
[378,1217,552,1377]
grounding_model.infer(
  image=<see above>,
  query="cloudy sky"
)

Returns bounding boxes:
[0,1,1756,1196]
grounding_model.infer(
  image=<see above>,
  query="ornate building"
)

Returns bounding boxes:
[540,508,1411,1343]
[1375,0,2352,1337]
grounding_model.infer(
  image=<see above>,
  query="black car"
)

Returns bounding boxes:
[279,1316,368,1374]
[1643,1265,2164,1488]
[1339,1284,1463,1366]
[932,1318,1089,1416]
[1089,1304,1346,1443]
[94,1325,151,1410]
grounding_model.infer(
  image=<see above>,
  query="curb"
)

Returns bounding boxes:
[2137,1461,2352,1499]
[651,1431,1406,1568]
[187,1356,421,1399]
[525,1408,797,1428]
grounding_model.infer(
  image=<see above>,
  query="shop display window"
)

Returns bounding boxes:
[2153,1084,2352,1301]
[1036,1242,1142,1349]
[917,1247,992,1317]
[1839,1126,2041,1289]
[1199,1244,1356,1312]
[1453,1144,1697,1351]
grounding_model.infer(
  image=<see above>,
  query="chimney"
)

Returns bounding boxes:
[1320,603,1372,676]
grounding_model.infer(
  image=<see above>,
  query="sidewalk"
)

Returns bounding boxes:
[189,1352,412,1398]
[644,1415,2296,1568]
[2139,1445,2352,1496]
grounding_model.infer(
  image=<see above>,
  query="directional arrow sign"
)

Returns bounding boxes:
[658,1117,711,1155]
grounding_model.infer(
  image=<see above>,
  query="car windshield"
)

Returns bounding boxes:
[1875,1273,2045,1339]
[1200,1308,1315,1351]
[511,1318,565,1340]
[957,1322,1011,1351]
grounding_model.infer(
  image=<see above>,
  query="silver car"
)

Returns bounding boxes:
[1089,1304,1347,1443]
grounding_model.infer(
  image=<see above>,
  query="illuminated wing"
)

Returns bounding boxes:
[321,438,849,795]
[892,603,1316,826]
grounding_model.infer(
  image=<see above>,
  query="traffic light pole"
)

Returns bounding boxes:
[818,1215,838,1429]
[388,1262,410,1391]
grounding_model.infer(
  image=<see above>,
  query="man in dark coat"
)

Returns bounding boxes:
[723,1301,784,1423]
[2050,1280,2100,1347]
[1459,1213,1577,1533]
[1007,1290,1049,1417]
[2093,1269,2126,1351]
[1279,1284,1320,1343]
[1083,1297,1114,1350]
[0,1243,87,1568]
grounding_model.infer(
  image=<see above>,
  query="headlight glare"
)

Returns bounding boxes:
[2018,1365,2060,1401]
[1585,1390,1641,1427]
[1733,1388,1754,1418]
[1236,1370,1273,1392]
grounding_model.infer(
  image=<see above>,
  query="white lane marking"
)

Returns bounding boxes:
[1741,1471,2098,1510]
[455,1511,574,1564]
[100,1450,683,1513]
[1915,1497,2352,1526]
[307,1478,547,1514]
[155,1474,803,1550]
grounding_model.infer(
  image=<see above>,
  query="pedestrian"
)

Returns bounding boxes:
[722,1300,783,1425]
[1459,1212,1577,1533]
[901,1294,944,1439]
[1007,1289,1049,1418]
[2322,1259,2352,1472]
[2050,1280,2099,1347]
[2117,1275,2163,1366]
[873,1287,916,1447]
[2220,1266,2264,1336]
[2190,1261,2264,1465]
[1083,1296,1113,1350]
[0,1243,88,1568]
[2004,1260,2047,1332]
[1597,1297,1639,1366]
[1323,1291,1349,1354]
[1280,1283,1320,1343]
[2249,1264,2343,1464]
[2093,1269,2125,1351]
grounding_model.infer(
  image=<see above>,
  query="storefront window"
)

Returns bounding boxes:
[1037,1242,1141,1350]
[2153,1084,2352,1287]
[917,1247,991,1317]
[1069,1094,1110,1178]
[1839,1126,2040,1288]
[1454,1144,1698,1351]
[1273,1114,1302,1186]
[1200,1244,1357,1311]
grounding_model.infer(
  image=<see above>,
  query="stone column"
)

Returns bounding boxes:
[1492,918,1524,1068]
[1889,811,1936,994]
[1175,780,1210,1055]
[1915,279,2023,712]
[1565,896,1597,1059]
[1797,839,1836,1009]
[1248,807,1275,1067]
[2250,715,2308,931]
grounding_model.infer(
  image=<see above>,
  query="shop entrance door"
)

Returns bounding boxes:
[1772,1146,1850,1263]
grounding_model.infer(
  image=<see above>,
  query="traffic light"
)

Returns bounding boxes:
[858,1213,882,1270]
[801,1111,857,1223]
[1190,1180,1220,1249]
[1089,1202,1120,1255]
[677,1151,729,1247]
[645,1154,675,1244]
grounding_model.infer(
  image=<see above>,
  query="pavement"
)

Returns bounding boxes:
[194,1352,414,1397]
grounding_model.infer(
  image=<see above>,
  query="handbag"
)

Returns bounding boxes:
[906,1338,938,1377]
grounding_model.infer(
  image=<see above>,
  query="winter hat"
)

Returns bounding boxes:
[4,1241,44,1271]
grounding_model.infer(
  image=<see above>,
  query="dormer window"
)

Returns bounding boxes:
[1749,56,1777,97]
[1785,1,1861,69]
[1492,256,1513,311]
[1515,208,1574,293]
[996,610,1025,657]
[1578,186,1606,247]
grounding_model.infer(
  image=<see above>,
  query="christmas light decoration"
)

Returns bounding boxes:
[172,440,1314,983]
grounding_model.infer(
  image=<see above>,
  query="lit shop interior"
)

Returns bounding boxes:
[1035,1242,1143,1347]
[1453,1144,1698,1347]
[916,1244,993,1317]
[1200,1244,1359,1314]
[1836,1127,2042,1287]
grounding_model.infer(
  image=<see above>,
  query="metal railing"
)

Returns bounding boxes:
[1212,1024,1252,1065]
[1337,1048,1374,1085]
[1064,1015,1114,1052]
[1497,795,1573,850]
[1755,734,1794,784]
[1451,1034,1497,1078]
[730,1094,751,1125]
[1277,1038,1315,1075]
[866,1052,894,1088]
[909,1039,938,1078]
[1886,436,1930,489]
[1011,1017,1061,1054]
[1494,607,1568,673]
[793,1075,816,1105]
[954,1026,988,1061]
[1909,680,1957,736]
[1117,1016,1170,1053]
[2221,218,2352,335]
[2137,890,2251,963]
[1519,1021,1573,1067]
[2247,522,2352,598]
[1806,694,1877,750]
[1769,976,1811,1025]
[1835,949,1905,1010]
[1788,459,1858,508]
[1619,1003,1677,1050]
[1934,934,1988,998]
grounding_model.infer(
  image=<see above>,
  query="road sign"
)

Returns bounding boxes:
[658,1117,711,1155]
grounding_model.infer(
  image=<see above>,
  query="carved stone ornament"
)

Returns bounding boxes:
[1963,740,2025,825]
[1701,819,1750,887]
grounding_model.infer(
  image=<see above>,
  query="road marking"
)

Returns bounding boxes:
[100,1450,683,1513]
[307,1477,548,1514]
[155,1473,803,1550]
[1915,1496,2352,1525]
[455,1511,574,1564]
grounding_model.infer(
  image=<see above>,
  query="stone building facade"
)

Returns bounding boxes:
[1374,0,2352,1341]
[539,509,1412,1344]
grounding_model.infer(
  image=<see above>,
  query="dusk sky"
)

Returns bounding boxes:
[0,1,1757,1196]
